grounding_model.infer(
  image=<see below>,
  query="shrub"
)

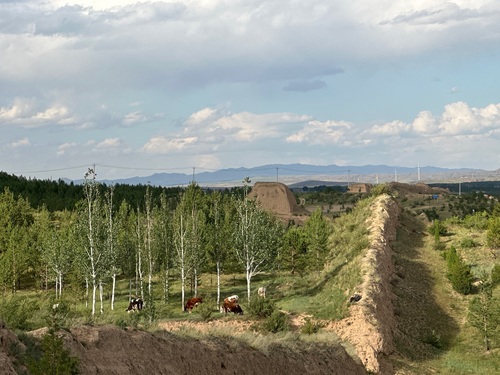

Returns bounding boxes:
[248,296,276,318]
[445,246,473,295]
[428,219,447,237]
[300,318,323,335]
[423,330,443,349]
[486,217,500,248]
[27,332,80,375]
[263,311,290,333]
[0,295,39,330]
[45,299,72,331]
[370,183,391,196]
[197,303,214,321]
[460,237,478,249]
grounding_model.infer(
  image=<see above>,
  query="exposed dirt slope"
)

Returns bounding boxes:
[63,325,366,375]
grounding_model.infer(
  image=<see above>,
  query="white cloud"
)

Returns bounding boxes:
[141,136,198,154]
[57,142,77,156]
[367,120,411,136]
[0,97,76,128]
[95,138,122,149]
[11,138,31,148]
[122,111,148,126]
[286,120,352,145]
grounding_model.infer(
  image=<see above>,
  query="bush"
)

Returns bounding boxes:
[248,296,276,318]
[423,330,443,349]
[300,318,323,335]
[27,332,80,375]
[428,219,448,237]
[486,217,500,248]
[460,237,478,249]
[196,303,213,321]
[0,295,39,330]
[263,311,290,333]
[445,246,473,295]
[45,299,72,331]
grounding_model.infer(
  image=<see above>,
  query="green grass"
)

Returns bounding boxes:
[390,205,500,374]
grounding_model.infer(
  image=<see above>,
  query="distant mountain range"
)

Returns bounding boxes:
[74,164,500,187]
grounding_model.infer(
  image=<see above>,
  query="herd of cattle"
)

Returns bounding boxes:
[126,287,267,316]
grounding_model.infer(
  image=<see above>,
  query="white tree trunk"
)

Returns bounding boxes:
[111,273,116,310]
[99,281,104,314]
[216,261,221,308]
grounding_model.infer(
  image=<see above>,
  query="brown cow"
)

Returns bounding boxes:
[184,297,203,312]
[221,300,243,315]
[223,295,239,304]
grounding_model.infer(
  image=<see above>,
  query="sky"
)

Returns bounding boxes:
[1,0,500,181]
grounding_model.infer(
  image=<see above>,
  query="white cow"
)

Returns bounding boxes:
[258,287,266,298]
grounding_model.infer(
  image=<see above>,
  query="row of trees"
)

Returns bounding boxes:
[0,171,331,316]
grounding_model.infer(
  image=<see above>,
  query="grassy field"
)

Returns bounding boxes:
[391,207,500,374]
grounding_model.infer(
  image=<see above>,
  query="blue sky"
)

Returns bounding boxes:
[1,0,500,180]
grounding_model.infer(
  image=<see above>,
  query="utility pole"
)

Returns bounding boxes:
[192,167,195,183]
[276,167,279,182]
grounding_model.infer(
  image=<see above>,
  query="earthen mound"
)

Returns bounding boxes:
[249,182,309,222]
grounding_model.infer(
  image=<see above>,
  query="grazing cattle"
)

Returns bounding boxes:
[223,295,239,304]
[258,286,266,298]
[184,297,203,312]
[221,300,243,315]
[126,297,144,312]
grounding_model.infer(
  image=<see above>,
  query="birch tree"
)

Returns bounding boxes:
[38,209,75,298]
[206,191,234,307]
[104,185,119,310]
[156,190,174,303]
[134,206,145,299]
[173,201,189,311]
[234,198,283,302]
[173,183,206,309]
[79,167,106,315]
[144,185,155,295]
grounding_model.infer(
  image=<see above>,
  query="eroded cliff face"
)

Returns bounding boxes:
[332,194,400,374]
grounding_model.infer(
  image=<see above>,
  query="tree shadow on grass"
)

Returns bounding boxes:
[391,211,460,364]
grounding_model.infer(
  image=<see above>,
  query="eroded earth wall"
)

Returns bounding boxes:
[333,194,400,374]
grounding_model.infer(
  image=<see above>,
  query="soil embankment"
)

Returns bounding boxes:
[332,194,400,374]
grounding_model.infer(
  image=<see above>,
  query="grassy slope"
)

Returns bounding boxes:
[390,209,500,374]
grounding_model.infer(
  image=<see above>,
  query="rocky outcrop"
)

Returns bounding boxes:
[333,194,400,374]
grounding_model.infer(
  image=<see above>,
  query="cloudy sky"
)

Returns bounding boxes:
[2,0,500,180]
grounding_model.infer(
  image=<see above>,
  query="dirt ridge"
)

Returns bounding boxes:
[332,194,400,374]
